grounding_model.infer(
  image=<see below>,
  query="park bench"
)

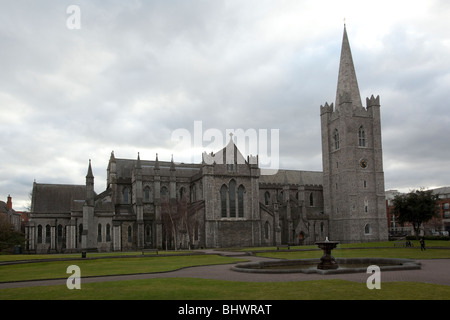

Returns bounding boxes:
[394,241,414,248]
[276,244,290,250]
[142,248,158,255]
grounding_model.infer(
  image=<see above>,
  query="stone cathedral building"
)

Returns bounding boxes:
[25,26,388,253]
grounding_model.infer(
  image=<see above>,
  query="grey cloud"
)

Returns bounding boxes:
[1,1,450,210]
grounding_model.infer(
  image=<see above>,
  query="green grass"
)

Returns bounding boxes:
[1,278,449,300]
[255,247,450,260]
[0,250,193,262]
[0,255,241,282]
[239,240,450,251]
[1,241,449,300]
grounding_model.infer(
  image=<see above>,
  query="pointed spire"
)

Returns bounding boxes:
[86,159,94,178]
[155,153,160,170]
[170,154,176,171]
[136,152,141,169]
[335,24,363,109]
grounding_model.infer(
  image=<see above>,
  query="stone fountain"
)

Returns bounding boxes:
[315,237,339,270]
[231,236,421,275]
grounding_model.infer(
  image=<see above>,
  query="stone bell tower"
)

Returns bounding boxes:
[320,25,388,243]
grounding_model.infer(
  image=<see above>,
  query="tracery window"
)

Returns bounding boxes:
[144,186,151,202]
[238,185,245,218]
[358,126,366,147]
[97,223,102,242]
[221,185,228,218]
[123,187,130,204]
[334,129,340,150]
[229,180,236,218]
[264,191,270,206]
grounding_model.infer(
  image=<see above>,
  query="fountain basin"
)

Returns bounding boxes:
[231,258,421,275]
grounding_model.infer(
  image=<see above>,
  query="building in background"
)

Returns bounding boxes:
[0,195,21,232]
[385,187,450,237]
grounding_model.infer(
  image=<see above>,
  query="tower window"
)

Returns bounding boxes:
[358,126,366,147]
[264,191,270,206]
[334,129,340,150]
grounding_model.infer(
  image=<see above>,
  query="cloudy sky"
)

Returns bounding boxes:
[1,0,449,210]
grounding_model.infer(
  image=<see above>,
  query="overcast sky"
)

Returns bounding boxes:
[1,0,450,210]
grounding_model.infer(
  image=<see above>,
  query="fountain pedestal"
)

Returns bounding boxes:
[315,239,339,270]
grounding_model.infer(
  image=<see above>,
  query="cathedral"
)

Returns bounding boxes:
[25,26,388,253]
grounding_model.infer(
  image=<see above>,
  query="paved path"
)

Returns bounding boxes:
[1,250,449,289]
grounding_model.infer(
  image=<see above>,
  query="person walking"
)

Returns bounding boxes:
[420,237,426,251]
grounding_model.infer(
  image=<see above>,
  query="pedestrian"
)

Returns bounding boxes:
[420,237,426,251]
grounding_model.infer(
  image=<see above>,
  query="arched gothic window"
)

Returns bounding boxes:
[220,185,228,218]
[37,225,43,244]
[45,225,51,244]
[229,180,236,218]
[161,186,168,200]
[179,187,186,201]
[264,191,270,206]
[123,187,130,204]
[78,224,83,243]
[238,185,245,218]
[106,224,111,242]
[57,224,63,243]
[358,126,366,147]
[144,186,151,202]
[97,223,102,242]
[145,224,152,243]
[334,129,340,150]
[364,224,371,235]
[127,226,132,242]
[309,192,314,206]
[264,221,270,239]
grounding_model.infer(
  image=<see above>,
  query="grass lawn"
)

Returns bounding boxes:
[1,278,449,300]
[0,241,449,300]
[0,255,242,282]
[255,247,450,260]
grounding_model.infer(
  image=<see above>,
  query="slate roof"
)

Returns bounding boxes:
[0,201,9,214]
[31,183,86,214]
[114,158,201,180]
[259,169,323,186]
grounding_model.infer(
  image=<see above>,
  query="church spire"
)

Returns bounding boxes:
[86,159,94,179]
[335,24,363,110]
